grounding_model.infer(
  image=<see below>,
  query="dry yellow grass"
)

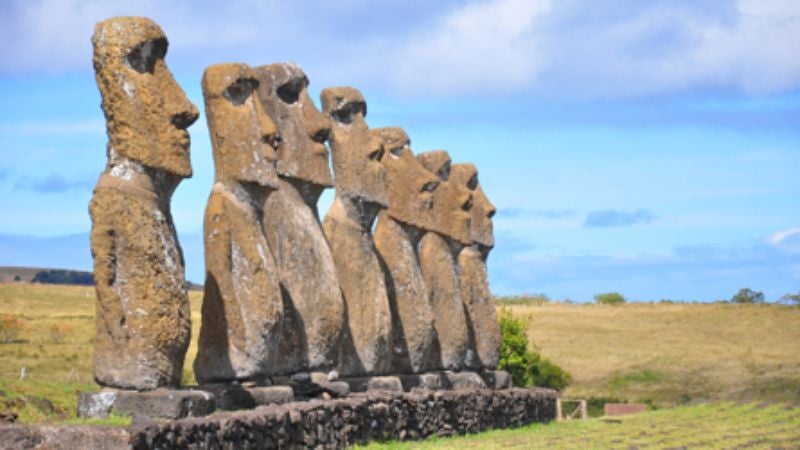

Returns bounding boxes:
[0,283,202,385]
[506,302,800,406]
[2,283,799,423]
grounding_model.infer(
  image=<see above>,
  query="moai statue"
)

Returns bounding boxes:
[321,87,393,376]
[194,64,283,383]
[372,127,441,374]
[416,151,475,371]
[450,164,500,369]
[254,63,345,373]
[89,17,198,389]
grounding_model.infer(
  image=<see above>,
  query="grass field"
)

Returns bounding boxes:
[1,283,799,445]
[361,402,800,449]
[504,301,800,409]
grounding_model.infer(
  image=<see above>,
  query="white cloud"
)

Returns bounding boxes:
[767,228,800,254]
[387,0,553,95]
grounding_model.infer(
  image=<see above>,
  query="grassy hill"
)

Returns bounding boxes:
[0,283,799,434]
[506,301,800,409]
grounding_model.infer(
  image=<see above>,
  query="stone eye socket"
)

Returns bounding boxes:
[331,101,366,125]
[126,38,167,74]
[390,143,408,157]
[421,181,439,193]
[277,77,307,104]
[467,174,478,190]
[437,162,451,181]
[223,78,259,106]
[369,148,384,162]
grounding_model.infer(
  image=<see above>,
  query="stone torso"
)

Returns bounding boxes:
[324,204,393,376]
[457,245,500,369]
[261,178,344,373]
[194,185,283,383]
[374,213,438,374]
[419,232,472,371]
[90,171,190,389]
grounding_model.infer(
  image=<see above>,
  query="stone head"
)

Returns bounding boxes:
[92,17,199,177]
[450,164,496,248]
[416,150,472,244]
[372,127,439,231]
[321,87,388,208]
[202,63,279,189]
[254,63,333,189]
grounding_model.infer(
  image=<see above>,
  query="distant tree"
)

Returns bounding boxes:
[730,288,765,304]
[31,270,93,286]
[779,293,800,305]
[594,292,626,305]
[13,275,21,282]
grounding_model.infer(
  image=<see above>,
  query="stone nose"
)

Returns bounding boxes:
[164,74,199,130]
[255,97,280,158]
[304,101,332,145]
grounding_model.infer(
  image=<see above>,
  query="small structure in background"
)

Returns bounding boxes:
[604,403,648,416]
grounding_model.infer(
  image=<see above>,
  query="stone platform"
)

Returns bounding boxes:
[2,387,557,449]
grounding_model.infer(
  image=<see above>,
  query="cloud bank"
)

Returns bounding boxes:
[2,0,799,98]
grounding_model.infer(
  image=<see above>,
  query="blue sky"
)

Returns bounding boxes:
[1,0,798,301]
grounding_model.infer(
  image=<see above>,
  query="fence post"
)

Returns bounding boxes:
[580,400,588,419]
[19,366,26,381]
[555,397,562,421]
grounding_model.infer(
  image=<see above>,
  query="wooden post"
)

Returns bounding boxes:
[580,399,588,419]
[555,397,562,421]
[19,366,26,381]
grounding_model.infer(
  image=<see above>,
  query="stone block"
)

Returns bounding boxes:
[78,389,215,420]
[442,371,487,390]
[479,370,512,389]
[399,373,444,391]
[342,376,404,392]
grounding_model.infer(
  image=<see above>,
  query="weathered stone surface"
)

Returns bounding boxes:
[194,63,284,384]
[0,424,130,450]
[78,389,215,420]
[89,17,198,390]
[451,163,501,369]
[372,127,440,374]
[399,373,445,391]
[200,384,294,410]
[77,391,118,419]
[416,151,474,370]
[255,63,345,373]
[442,371,487,390]
[341,376,404,393]
[321,87,393,376]
[480,370,512,390]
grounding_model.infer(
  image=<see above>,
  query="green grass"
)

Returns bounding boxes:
[359,402,800,449]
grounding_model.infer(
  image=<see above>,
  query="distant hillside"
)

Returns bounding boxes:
[0,266,94,285]
[0,266,45,282]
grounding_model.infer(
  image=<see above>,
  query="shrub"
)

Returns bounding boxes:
[731,288,764,304]
[13,275,21,282]
[0,314,24,343]
[48,323,72,344]
[498,307,571,391]
[595,292,626,305]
